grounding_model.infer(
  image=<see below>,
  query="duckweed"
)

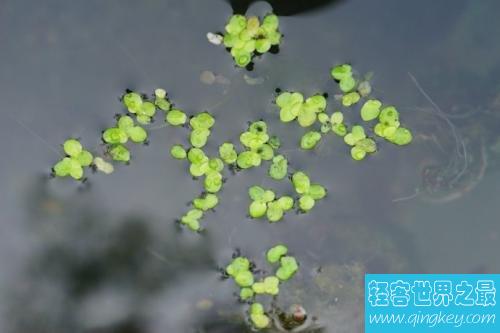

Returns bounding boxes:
[266,244,288,264]
[248,186,294,223]
[219,142,238,164]
[276,256,299,281]
[276,92,326,127]
[224,245,299,324]
[374,105,413,145]
[360,99,382,121]
[269,155,288,180]
[222,14,282,68]
[342,91,361,107]
[343,125,377,161]
[53,139,94,180]
[292,171,327,212]
[122,91,158,124]
[166,109,187,126]
[300,131,322,150]
[180,208,203,231]
[193,193,219,211]
[170,144,187,159]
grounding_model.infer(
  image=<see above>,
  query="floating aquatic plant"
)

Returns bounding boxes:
[180,208,203,232]
[221,13,282,68]
[223,245,299,330]
[236,121,278,169]
[102,115,148,163]
[275,92,327,127]
[291,172,327,212]
[93,157,114,174]
[52,139,93,180]
[122,91,159,125]
[374,106,413,145]
[343,125,377,161]
[248,186,294,222]
[300,131,322,150]
[269,154,288,180]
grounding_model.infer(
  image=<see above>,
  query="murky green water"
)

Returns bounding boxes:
[1,0,500,332]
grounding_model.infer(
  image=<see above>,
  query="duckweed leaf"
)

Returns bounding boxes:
[249,200,267,218]
[123,92,142,113]
[226,257,251,277]
[75,150,93,167]
[166,109,187,126]
[292,172,310,194]
[299,195,315,212]
[277,196,294,211]
[204,171,223,193]
[170,145,187,160]
[342,92,360,107]
[63,139,82,157]
[339,76,356,93]
[103,128,128,144]
[249,185,265,201]
[126,126,148,143]
[276,256,299,281]
[308,184,327,200]
[257,144,274,160]
[109,144,130,162]
[190,128,211,148]
[193,193,219,211]
[351,146,366,161]
[237,151,261,169]
[388,127,412,145]
[331,64,352,81]
[240,288,254,300]
[360,99,382,121]
[235,270,254,287]
[250,314,270,330]
[266,201,284,222]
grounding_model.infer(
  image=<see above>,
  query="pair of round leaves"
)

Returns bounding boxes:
[250,303,270,329]
[331,64,357,92]
[181,208,203,231]
[276,256,299,281]
[300,131,322,150]
[248,186,294,222]
[53,139,93,179]
[193,193,219,211]
[154,88,171,112]
[266,244,288,264]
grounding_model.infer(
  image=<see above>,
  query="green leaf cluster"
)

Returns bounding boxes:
[276,92,327,127]
[291,172,327,212]
[52,139,93,180]
[248,186,294,223]
[223,14,282,68]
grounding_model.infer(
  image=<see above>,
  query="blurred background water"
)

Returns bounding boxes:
[1,0,500,332]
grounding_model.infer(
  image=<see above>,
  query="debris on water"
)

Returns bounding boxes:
[200,70,230,85]
[215,74,230,85]
[244,74,265,85]
[200,70,216,85]
[206,32,223,45]
[196,298,214,311]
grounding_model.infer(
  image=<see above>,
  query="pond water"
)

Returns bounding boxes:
[1,0,500,332]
